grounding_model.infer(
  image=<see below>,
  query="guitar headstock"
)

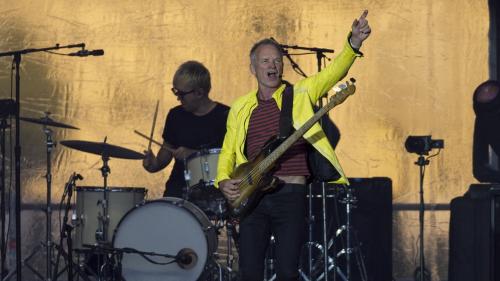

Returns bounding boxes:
[329,78,356,106]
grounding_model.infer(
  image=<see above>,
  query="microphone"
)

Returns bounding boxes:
[176,248,198,270]
[73,173,84,181]
[68,49,104,57]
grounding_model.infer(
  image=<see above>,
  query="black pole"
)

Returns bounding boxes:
[497,0,500,81]
[44,127,54,281]
[416,155,430,281]
[419,156,425,281]
[13,53,21,281]
[0,119,8,278]
[489,0,499,79]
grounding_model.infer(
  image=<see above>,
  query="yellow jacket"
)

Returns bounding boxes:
[215,38,362,186]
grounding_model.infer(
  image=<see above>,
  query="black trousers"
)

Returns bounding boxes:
[239,183,307,281]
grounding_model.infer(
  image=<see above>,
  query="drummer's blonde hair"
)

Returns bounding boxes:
[173,61,211,96]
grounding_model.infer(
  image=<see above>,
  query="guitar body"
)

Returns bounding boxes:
[229,137,282,217]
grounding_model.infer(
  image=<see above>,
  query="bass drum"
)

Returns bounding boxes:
[112,198,217,281]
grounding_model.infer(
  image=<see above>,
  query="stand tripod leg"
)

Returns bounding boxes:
[23,244,46,281]
[327,185,369,281]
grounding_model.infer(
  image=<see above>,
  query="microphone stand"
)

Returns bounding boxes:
[0,43,85,281]
[280,41,337,281]
[0,117,10,279]
[52,173,85,281]
[414,155,431,281]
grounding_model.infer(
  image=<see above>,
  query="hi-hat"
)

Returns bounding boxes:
[60,140,144,159]
[20,116,79,130]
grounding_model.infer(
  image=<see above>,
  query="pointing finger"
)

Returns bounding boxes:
[360,10,368,20]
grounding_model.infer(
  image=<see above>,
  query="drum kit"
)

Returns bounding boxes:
[12,113,366,281]
[13,114,237,281]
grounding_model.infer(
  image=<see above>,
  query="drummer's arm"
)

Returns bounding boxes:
[169,146,197,160]
[143,142,174,173]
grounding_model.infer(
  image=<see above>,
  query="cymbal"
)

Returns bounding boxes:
[20,116,79,130]
[60,140,145,160]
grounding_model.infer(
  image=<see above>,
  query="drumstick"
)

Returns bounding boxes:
[133,130,175,152]
[147,100,160,151]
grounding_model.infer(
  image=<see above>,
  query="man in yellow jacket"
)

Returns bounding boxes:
[217,11,371,281]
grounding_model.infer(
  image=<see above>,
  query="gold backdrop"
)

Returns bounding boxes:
[0,0,489,280]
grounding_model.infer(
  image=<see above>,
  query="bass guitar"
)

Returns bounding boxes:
[229,78,356,217]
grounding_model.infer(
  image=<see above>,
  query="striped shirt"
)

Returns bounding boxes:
[246,97,310,176]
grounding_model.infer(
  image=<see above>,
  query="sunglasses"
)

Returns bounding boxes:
[171,87,195,97]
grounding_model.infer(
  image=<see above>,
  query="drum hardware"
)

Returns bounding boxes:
[298,184,368,281]
[51,173,92,281]
[59,138,146,281]
[10,112,80,281]
[212,209,239,281]
[0,42,98,281]
[60,138,145,245]
[72,186,146,250]
[112,198,218,281]
[80,243,187,281]
[183,148,220,188]
[183,149,228,218]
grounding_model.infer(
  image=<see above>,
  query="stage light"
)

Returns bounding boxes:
[405,135,444,155]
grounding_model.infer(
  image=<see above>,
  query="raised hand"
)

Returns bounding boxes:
[351,10,371,49]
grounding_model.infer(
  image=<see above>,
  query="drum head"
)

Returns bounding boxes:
[113,198,214,281]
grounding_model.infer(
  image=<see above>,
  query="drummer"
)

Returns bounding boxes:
[143,61,230,198]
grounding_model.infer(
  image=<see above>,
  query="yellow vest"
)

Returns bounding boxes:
[215,38,362,186]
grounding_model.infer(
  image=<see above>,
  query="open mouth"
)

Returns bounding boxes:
[267,70,278,79]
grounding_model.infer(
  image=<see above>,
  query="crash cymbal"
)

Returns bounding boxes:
[20,116,79,130]
[60,140,145,160]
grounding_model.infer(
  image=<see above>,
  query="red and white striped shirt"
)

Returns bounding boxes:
[246,98,310,176]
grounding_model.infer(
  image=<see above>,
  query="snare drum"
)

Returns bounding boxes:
[112,198,217,281]
[73,186,146,249]
[184,148,220,187]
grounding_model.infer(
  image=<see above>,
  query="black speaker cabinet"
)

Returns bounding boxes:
[449,184,500,281]
[307,177,392,281]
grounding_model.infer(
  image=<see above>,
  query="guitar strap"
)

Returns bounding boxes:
[279,81,294,139]
[279,81,341,182]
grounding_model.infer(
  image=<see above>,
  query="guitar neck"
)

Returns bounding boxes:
[262,100,337,168]
[253,81,355,175]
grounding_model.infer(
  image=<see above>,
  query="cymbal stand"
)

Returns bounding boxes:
[44,117,56,281]
[96,152,111,244]
[14,119,62,281]
[20,120,58,281]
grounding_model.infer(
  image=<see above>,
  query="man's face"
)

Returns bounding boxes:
[172,79,199,112]
[251,44,284,91]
